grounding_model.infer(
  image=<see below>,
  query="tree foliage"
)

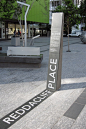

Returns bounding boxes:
[55,0,80,33]
[55,0,81,51]
[79,0,86,30]
[0,0,18,20]
[0,0,39,21]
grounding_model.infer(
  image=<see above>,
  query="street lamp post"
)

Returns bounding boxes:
[17,1,30,47]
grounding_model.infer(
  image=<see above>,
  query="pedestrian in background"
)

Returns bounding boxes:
[14,30,16,36]
[18,30,21,36]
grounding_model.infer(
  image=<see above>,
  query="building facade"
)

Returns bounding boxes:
[49,0,62,24]
[73,0,82,6]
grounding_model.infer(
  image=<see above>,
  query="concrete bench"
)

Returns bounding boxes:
[7,47,40,56]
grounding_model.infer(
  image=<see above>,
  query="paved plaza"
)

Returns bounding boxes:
[0,37,86,129]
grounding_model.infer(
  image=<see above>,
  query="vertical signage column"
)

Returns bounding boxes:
[46,13,64,92]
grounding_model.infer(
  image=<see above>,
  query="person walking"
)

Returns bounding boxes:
[14,30,16,36]
[18,30,21,36]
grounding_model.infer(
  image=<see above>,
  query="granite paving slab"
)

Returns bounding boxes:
[0,37,86,129]
[71,105,86,129]
[64,102,84,119]
[52,116,75,129]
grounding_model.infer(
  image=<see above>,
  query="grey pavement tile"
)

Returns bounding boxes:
[49,89,84,112]
[83,88,86,92]
[71,105,86,129]
[66,88,84,102]
[25,104,64,129]
[0,37,86,129]
[64,102,84,119]
[52,116,75,129]
[37,113,62,129]
[9,99,64,129]
[75,97,86,105]
[0,82,46,118]
[11,105,50,129]
[79,92,86,99]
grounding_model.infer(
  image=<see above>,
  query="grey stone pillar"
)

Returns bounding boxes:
[46,13,64,92]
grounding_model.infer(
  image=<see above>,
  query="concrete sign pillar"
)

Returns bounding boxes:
[46,13,64,92]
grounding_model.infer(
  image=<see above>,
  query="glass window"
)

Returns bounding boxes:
[52,1,60,7]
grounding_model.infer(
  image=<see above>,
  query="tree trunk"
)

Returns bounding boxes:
[67,25,71,52]
[68,26,69,51]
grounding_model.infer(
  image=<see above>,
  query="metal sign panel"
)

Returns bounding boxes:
[46,13,64,92]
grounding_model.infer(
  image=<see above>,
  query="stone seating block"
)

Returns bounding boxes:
[7,47,40,56]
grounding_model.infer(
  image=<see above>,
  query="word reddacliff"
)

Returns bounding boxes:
[2,90,52,125]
